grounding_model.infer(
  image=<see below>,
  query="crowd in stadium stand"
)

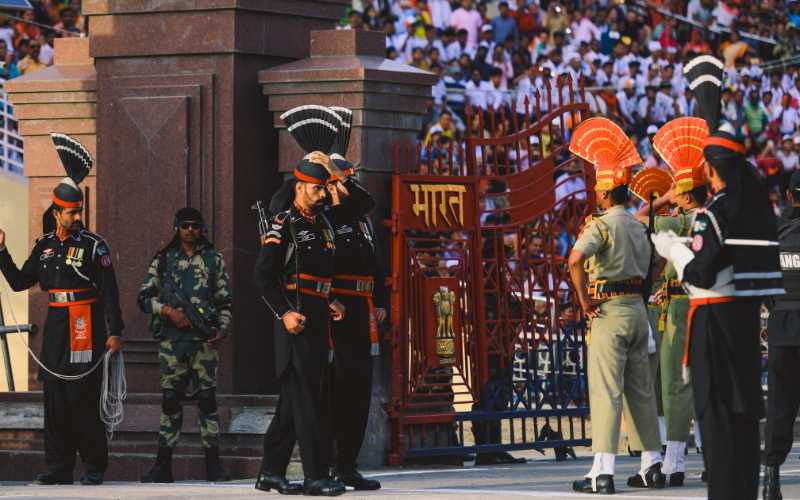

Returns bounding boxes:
[0,1,85,81]
[346,0,800,200]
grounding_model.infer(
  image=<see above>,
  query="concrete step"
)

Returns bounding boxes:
[0,391,282,481]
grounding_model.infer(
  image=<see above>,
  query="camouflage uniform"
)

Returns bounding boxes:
[138,242,232,449]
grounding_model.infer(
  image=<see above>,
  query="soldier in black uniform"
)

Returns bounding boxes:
[254,147,375,496]
[653,56,783,500]
[0,134,124,486]
[762,171,800,500]
[324,138,385,488]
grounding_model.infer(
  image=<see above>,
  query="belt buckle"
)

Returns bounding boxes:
[357,280,372,293]
[53,291,67,302]
[318,281,331,295]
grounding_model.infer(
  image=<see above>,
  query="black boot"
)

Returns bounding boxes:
[303,478,346,496]
[255,470,303,495]
[763,465,783,500]
[337,470,381,490]
[627,463,666,489]
[572,475,615,494]
[204,446,231,482]
[79,470,104,485]
[141,446,174,483]
[33,470,73,485]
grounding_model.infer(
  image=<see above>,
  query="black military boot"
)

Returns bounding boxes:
[303,478,346,496]
[572,475,615,494]
[204,446,231,482]
[337,470,381,490]
[33,470,73,485]
[763,465,783,500]
[141,446,174,483]
[255,470,303,495]
[627,463,666,489]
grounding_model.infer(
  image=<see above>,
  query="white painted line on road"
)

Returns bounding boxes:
[368,466,517,478]
[385,488,800,499]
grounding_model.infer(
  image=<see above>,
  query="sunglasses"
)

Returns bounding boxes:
[180,222,202,231]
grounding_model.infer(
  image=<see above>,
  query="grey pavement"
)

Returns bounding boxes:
[3,446,800,499]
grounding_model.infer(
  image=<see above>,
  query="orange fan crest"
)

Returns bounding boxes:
[652,117,709,174]
[569,117,642,169]
[630,167,674,203]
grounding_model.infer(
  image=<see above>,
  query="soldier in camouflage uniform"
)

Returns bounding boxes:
[137,207,232,483]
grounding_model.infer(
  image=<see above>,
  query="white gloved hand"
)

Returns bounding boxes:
[651,230,681,261]
[651,230,695,281]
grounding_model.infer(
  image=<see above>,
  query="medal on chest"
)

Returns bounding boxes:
[65,246,85,266]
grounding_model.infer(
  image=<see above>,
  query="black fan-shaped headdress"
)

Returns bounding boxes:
[280,105,340,154]
[45,134,93,232]
[329,106,353,160]
[683,55,746,161]
[51,133,93,184]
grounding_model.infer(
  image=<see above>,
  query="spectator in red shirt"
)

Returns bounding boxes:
[512,0,539,39]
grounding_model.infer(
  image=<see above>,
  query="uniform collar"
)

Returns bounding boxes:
[606,205,628,215]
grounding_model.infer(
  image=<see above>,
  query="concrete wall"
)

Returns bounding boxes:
[0,170,29,391]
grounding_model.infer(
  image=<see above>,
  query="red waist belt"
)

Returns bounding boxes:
[331,274,379,355]
[682,296,736,368]
[47,288,97,364]
[286,273,332,299]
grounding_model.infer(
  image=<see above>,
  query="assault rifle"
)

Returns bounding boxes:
[159,273,218,339]
[252,200,269,240]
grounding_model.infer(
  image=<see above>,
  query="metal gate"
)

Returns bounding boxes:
[387,78,595,464]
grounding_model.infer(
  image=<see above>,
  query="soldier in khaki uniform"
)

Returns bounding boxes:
[568,117,664,494]
[633,117,710,486]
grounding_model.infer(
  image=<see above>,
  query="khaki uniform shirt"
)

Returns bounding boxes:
[574,205,651,282]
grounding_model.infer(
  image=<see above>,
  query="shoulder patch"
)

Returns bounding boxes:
[692,219,708,233]
[100,254,113,267]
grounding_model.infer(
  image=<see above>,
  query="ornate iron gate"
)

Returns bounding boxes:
[387,79,596,464]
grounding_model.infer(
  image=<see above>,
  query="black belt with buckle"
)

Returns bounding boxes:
[48,289,98,304]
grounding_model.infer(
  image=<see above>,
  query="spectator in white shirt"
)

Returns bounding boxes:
[571,8,601,45]
[772,94,800,136]
[447,29,474,61]
[465,68,492,110]
[778,136,800,174]
[616,79,638,128]
[450,0,484,48]
[429,0,454,30]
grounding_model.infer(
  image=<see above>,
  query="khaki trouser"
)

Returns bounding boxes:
[660,297,694,442]
[588,296,661,453]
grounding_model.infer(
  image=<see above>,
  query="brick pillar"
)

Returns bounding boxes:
[6,37,96,389]
[259,29,437,466]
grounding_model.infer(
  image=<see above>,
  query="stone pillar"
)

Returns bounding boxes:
[259,29,436,466]
[84,0,347,393]
[6,37,97,389]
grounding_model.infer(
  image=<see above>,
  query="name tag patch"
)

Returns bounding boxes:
[780,252,800,270]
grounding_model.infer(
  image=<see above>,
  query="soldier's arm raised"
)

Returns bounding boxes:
[0,230,41,291]
[327,177,376,225]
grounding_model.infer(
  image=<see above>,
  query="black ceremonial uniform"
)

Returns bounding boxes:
[764,207,800,468]
[0,228,124,480]
[255,177,374,482]
[681,189,780,500]
[326,215,384,476]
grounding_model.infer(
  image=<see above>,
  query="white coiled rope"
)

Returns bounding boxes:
[0,280,127,439]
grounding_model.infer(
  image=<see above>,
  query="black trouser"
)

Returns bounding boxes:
[764,344,800,466]
[325,295,373,474]
[700,392,760,500]
[43,373,107,476]
[262,363,326,480]
[691,300,762,500]
[262,297,329,482]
